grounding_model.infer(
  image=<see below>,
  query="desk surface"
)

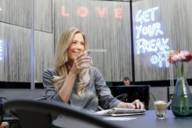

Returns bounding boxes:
[53,110,192,128]
[106,110,192,128]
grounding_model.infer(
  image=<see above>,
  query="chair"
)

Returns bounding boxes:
[4,99,121,128]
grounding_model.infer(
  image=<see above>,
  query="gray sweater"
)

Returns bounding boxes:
[43,66,121,112]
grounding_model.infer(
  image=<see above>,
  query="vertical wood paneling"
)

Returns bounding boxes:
[0,0,54,83]
[0,0,32,28]
[34,31,54,82]
[0,0,52,32]
[0,23,31,81]
[54,0,132,81]
[34,0,53,32]
[0,24,54,82]
[133,0,192,81]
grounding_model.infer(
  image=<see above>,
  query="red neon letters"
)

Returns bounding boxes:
[61,6,123,20]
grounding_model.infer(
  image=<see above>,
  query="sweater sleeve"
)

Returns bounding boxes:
[42,69,63,102]
[93,67,121,109]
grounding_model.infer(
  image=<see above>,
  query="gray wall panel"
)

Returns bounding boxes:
[0,0,54,82]
[0,22,54,82]
[34,31,54,82]
[0,22,31,81]
[34,0,53,32]
[0,0,32,28]
[0,0,53,32]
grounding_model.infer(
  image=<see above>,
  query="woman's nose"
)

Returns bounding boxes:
[75,42,84,50]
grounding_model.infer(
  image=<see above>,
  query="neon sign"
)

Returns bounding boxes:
[0,40,3,61]
[135,7,170,68]
[61,6,123,20]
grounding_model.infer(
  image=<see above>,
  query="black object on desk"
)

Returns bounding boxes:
[4,99,121,128]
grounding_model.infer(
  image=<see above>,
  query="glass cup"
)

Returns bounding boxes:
[154,100,167,119]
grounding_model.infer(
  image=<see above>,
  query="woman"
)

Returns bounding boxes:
[43,27,144,112]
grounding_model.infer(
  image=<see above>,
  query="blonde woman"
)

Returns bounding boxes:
[43,27,144,111]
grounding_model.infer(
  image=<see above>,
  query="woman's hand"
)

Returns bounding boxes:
[131,99,145,109]
[0,122,9,128]
[117,99,145,109]
[70,52,92,74]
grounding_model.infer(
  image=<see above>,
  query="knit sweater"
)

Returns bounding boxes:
[43,66,121,112]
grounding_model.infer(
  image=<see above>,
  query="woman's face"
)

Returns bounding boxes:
[67,33,85,61]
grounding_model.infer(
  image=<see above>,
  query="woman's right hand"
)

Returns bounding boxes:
[70,52,92,74]
[0,122,9,128]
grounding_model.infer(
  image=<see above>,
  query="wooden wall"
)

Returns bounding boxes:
[0,0,54,82]
[54,0,132,81]
[0,0,192,84]
[133,0,192,81]
[0,0,132,82]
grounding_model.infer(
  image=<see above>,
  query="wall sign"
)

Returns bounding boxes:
[135,7,170,68]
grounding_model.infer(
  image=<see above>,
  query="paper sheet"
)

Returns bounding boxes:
[103,116,137,121]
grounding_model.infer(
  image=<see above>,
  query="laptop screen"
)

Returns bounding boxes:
[109,85,150,109]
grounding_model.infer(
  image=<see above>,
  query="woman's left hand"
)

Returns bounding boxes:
[131,99,144,109]
[117,99,145,109]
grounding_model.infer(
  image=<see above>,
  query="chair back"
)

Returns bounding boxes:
[4,99,121,128]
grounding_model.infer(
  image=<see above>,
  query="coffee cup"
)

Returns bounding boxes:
[154,100,167,119]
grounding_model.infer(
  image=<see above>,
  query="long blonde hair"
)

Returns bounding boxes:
[54,27,89,95]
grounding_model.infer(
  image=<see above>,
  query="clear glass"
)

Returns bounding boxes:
[154,100,167,119]
[171,62,192,117]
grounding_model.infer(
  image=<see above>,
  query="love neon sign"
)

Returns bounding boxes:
[61,6,123,20]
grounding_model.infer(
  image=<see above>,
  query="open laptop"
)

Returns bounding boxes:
[109,85,150,109]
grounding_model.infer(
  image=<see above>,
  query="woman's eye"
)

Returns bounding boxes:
[80,42,85,45]
[72,41,77,44]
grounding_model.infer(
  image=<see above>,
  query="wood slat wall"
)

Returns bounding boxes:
[0,0,192,83]
[0,0,52,32]
[0,23,31,81]
[34,31,54,82]
[0,0,54,82]
[0,0,32,28]
[54,0,132,81]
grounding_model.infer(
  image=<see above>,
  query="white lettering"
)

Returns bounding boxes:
[136,23,163,39]
[135,7,159,24]
[135,7,170,68]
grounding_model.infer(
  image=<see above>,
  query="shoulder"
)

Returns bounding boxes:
[43,68,57,78]
[42,68,57,86]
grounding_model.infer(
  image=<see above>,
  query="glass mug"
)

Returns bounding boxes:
[154,100,167,119]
